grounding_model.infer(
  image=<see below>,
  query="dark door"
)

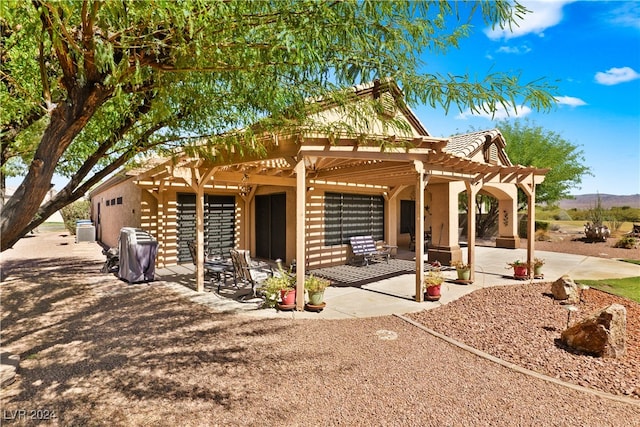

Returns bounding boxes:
[255,193,286,261]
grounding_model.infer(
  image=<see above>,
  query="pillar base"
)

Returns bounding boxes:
[496,236,521,249]
[428,245,462,266]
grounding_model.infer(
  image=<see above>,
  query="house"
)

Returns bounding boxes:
[89,79,546,309]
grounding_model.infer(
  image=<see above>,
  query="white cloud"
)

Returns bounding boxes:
[456,104,532,120]
[607,3,640,30]
[554,96,587,107]
[485,0,576,40]
[496,45,532,54]
[595,67,640,85]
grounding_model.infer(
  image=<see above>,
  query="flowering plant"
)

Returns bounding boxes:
[423,269,444,288]
[451,260,471,270]
[506,260,527,268]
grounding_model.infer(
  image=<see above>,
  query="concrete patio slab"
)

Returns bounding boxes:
[155,246,639,320]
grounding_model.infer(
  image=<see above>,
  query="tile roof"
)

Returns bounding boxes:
[445,129,501,157]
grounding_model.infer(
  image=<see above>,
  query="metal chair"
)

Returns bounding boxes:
[229,249,273,297]
[188,241,233,292]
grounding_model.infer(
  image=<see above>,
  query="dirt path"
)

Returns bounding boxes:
[2,232,639,426]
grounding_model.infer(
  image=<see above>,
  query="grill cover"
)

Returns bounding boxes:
[118,227,158,283]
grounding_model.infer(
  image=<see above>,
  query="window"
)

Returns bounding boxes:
[324,192,384,245]
[116,197,123,205]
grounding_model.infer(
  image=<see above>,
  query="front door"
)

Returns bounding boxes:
[255,193,286,261]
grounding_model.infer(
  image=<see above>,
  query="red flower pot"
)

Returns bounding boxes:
[513,265,528,277]
[280,289,296,305]
[426,285,441,297]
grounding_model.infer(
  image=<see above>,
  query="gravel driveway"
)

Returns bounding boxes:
[1,231,639,426]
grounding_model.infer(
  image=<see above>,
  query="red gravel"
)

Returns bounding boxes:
[409,283,640,399]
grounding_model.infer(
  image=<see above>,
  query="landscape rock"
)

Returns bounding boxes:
[0,352,20,388]
[560,304,627,358]
[551,275,579,303]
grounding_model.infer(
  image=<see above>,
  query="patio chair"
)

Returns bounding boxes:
[348,235,390,266]
[229,249,274,297]
[188,241,234,292]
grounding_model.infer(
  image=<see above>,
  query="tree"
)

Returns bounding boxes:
[460,119,592,237]
[499,118,592,207]
[0,0,557,251]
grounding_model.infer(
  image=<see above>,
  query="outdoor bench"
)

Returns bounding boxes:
[348,235,390,266]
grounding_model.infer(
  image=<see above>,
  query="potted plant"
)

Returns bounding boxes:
[259,262,296,307]
[451,260,472,282]
[532,258,545,278]
[507,260,528,278]
[304,274,331,308]
[423,269,444,301]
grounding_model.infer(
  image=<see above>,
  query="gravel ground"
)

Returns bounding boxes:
[1,232,639,426]
[409,283,640,399]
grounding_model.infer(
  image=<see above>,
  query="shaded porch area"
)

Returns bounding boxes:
[154,245,577,318]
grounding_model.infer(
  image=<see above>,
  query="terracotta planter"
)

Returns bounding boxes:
[456,268,471,281]
[513,265,528,277]
[426,284,441,297]
[280,288,296,305]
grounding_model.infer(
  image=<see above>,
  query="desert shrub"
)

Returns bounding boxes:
[535,220,550,231]
[60,200,91,235]
[610,206,640,222]
[614,236,638,249]
[587,194,606,226]
[607,214,623,233]
[569,208,589,221]
[553,210,572,221]
[535,229,551,241]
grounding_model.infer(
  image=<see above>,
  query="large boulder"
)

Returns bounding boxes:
[551,275,579,304]
[560,304,627,358]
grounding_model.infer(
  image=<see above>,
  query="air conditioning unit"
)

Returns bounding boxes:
[76,224,95,243]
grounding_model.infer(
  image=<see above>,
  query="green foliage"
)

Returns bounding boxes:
[60,200,90,235]
[304,275,331,292]
[423,269,444,288]
[577,277,640,303]
[609,206,640,223]
[497,119,592,207]
[535,220,549,231]
[1,0,559,249]
[614,236,638,249]
[587,193,606,226]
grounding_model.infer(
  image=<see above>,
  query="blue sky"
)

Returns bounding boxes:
[414,0,640,196]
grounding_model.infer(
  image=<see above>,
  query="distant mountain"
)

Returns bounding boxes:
[557,194,640,210]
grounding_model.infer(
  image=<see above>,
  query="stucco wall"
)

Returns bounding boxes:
[91,178,145,249]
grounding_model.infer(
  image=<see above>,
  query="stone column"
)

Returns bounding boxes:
[427,181,463,265]
[495,185,521,249]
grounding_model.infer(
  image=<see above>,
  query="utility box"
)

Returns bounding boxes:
[118,227,158,283]
[75,220,95,243]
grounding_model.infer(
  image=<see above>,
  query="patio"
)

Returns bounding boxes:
[154,245,640,319]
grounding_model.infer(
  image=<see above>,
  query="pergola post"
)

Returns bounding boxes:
[519,175,536,279]
[414,161,427,302]
[464,181,481,282]
[195,185,206,292]
[178,165,216,293]
[295,159,306,311]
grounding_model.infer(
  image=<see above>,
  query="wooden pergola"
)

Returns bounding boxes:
[134,132,547,310]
